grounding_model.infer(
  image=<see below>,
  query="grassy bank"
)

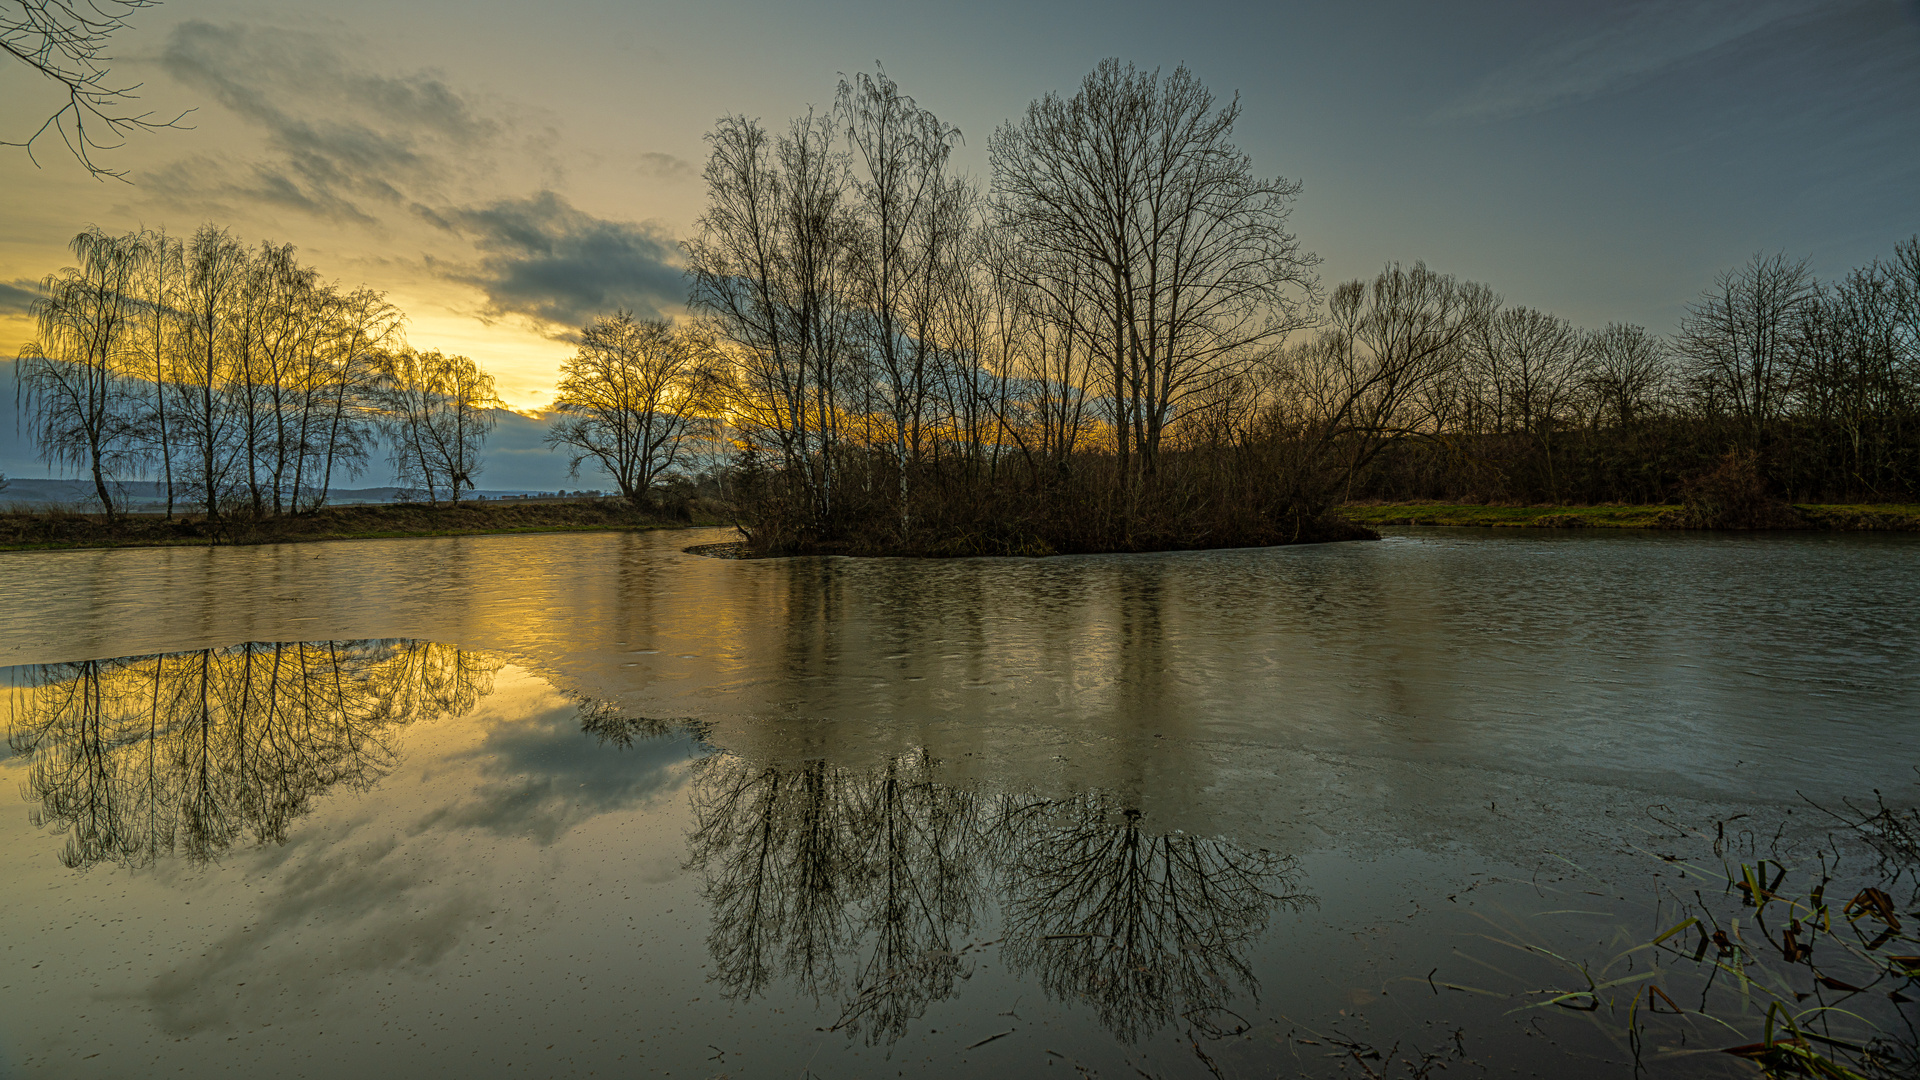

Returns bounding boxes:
[0,500,727,552]
[1342,501,1920,530]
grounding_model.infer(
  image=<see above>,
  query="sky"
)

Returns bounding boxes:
[3,0,1918,473]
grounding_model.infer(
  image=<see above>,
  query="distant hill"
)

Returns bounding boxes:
[0,358,579,492]
[0,478,596,510]
[0,478,406,509]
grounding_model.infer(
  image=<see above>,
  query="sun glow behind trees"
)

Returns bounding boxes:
[14,223,513,514]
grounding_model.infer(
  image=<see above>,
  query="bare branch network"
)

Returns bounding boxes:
[2,0,190,179]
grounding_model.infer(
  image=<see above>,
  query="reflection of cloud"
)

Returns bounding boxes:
[131,696,692,1033]
[0,279,39,317]
[1440,0,1823,121]
[140,836,486,1033]
[435,191,688,333]
[428,705,698,844]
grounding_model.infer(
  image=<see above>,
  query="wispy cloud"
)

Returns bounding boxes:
[147,22,684,335]
[154,21,499,222]
[138,835,486,1033]
[1440,0,1827,122]
[638,151,696,182]
[0,278,42,317]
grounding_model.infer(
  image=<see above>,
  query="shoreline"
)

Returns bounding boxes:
[7,500,1918,554]
[0,501,729,553]
[1341,501,1920,531]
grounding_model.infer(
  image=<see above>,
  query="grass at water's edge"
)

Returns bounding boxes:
[1340,502,1920,531]
[0,501,731,552]
[11,500,1917,553]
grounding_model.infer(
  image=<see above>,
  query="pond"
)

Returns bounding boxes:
[2,528,1916,1077]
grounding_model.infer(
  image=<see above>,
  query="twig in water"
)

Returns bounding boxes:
[1188,1029,1226,1079]
[965,1029,1012,1050]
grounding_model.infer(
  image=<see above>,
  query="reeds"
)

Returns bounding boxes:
[1441,808,1920,1079]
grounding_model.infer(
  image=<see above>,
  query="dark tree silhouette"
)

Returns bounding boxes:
[1,0,189,178]
[999,793,1308,1043]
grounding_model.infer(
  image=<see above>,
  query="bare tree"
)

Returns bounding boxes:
[1792,265,1912,496]
[687,111,858,531]
[1470,305,1588,498]
[1585,322,1670,430]
[15,226,145,517]
[376,347,499,505]
[546,311,716,507]
[14,218,493,520]
[978,224,1095,471]
[836,65,963,525]
[1,0,188,179]
[1264,262,1495,508]
[171,224,247,515]
[130,226,182,515]
[990,60,1318,490]
[1676,252,1817,448]
[309,285,400,509]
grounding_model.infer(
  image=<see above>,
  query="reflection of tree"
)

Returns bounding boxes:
[576,699,705,749]
[686,749,990,1044]
[686,750,1307,1048]
[6,640,499,868]
[836,752,992,1043]
[1000,794,1306,1043]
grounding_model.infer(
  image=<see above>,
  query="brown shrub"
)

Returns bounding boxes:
[1673,450,1803,529]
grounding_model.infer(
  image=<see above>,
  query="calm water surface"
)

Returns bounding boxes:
[1,528,1915,1077]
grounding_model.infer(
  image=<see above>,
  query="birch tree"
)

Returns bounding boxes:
[377,347,499,505]
[15,226,145,517]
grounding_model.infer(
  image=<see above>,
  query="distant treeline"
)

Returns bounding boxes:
[1351,245,1920,508]
[13,226,500,519]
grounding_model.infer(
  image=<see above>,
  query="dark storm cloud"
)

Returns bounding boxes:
[0,279,41,317]
[155,20,498,222]
[437,191,688,333]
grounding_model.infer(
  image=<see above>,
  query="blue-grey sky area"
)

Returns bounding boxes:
[3,0,1918,477]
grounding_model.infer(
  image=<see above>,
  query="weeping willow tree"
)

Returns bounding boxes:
[13,222,433,519]
[14,226,147,518]
[374,347,500,505]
